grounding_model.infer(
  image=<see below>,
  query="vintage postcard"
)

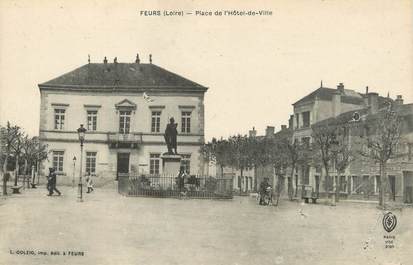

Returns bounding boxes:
[0,0,412,264]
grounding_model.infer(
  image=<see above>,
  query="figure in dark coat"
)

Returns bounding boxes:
[47,168,61,196]
[164,117,178,154]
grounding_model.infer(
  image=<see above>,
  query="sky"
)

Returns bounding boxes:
[0,0,412,141]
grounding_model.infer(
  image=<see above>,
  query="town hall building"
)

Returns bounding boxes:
[38,54,208,181]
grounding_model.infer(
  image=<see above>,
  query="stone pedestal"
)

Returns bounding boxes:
[161,154,182,176]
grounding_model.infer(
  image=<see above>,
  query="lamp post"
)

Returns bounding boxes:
[77,124,86,202]
[72,156,77,188]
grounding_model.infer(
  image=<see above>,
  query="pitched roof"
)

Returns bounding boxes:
[39,63,207,91]
[312,108,368,127]
[293,87,364,106]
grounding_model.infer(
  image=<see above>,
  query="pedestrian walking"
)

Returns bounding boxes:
[47,167,61,196]
[86,173,94,193]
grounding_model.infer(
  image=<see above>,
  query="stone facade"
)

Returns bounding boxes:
[291,83,413,203]
[38,58,208,183]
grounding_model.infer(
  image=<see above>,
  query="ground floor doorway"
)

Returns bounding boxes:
[117,153,130,180]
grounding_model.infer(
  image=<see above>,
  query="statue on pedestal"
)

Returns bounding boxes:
[164,117,178,155]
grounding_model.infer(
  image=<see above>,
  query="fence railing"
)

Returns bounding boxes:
[118,174,233,199]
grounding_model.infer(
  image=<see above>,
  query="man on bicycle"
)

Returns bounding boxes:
[259,177,271,205]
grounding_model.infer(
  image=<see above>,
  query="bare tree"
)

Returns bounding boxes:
[10,130,24,187]
[359,107,403,206]
[0,122,21,195]
[228,135,250,191]
[330,125,356,202]
[312,122,338,204]
[21,136,48,187]
[267,139,289,205]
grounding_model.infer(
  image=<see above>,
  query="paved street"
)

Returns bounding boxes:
[0,186,412,265]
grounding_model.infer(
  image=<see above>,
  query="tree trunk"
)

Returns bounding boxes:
[2,155,9,195]
[14,155,19,186]
[205,159,210,177]
[324,165,331,203]
[275,174,284,206]
[333,175,337,205]
[379,162,387,206]
[36,161,40,184]
[240,168,244,193]
[294,167,298,197]
[24,159,29,188]
[253,165,258,192]
[288,165,295,200]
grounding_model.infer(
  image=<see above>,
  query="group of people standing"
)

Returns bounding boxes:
[46,168,94,196]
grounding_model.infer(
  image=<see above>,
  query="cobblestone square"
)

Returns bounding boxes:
[1,187,412,265]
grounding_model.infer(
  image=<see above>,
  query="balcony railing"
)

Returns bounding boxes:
[107,133,143,148]
[107,133,143,142]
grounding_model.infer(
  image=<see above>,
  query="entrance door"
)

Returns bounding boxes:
[117,153,130,180]
[388,175,396,201]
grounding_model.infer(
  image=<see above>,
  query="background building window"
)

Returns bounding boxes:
[151,111,161,133]
[181,154,191,174]
[302,111,310,128]
[52,151,64,172]
[374,175,380,194]
[86,152,97,175]
[54,109,65,130]
[339,176,346,192]
[87,111,98,131]
[181,111,191,133]
[351,176,361,194]
[301,165,309,185]
[119,110,131,134]
[149,154,160,175]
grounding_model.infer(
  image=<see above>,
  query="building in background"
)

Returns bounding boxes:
[311,96,413,203]
[38,54,208,183]
[291,82,413,202]
[291,83,388,194]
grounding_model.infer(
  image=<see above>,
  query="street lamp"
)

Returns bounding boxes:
[72,156,77,188]
[77,124,87,202]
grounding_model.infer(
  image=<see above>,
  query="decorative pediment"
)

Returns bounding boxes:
[115,99,137,111]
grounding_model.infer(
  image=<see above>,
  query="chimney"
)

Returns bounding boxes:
[288,115,294,129]
[135,53,140,64]
[332,90,341,117]
[265,126,275,137]
[113,57,118,63]
[337,82,344,93]
[88,54,90,64]
[395,95,404,105]
[103,56,108,64]
[367,92,379,114]
[248,127,257,138]
[365,86,369,94]
[281,125,287,130]
[149,54,152,64]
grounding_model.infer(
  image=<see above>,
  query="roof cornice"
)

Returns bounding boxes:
[38,84,208,93]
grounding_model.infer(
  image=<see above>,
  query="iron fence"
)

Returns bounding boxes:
[118,174,233,199]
